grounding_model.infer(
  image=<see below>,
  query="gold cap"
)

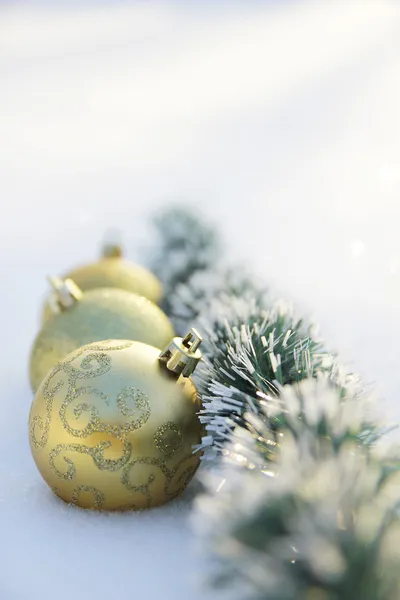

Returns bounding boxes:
[102,229,124,258]
[48,276,83,311]
[102,243,123,258]
[159,328,202,378]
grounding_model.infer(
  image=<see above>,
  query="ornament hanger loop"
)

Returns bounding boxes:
[48,276,83,310]
[159,328,203,378]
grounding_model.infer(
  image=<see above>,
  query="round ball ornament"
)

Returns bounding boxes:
[29,330,203,510]
[30,278,174,392]
[42,243,162,323]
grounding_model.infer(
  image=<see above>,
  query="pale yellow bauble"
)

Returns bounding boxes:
[30,278,174,392]
[29,331,203,510]
[41,244,162,323]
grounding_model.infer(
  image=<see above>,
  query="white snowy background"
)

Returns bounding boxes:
[1,1,400,598]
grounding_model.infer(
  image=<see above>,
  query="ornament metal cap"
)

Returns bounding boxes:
[102,243,123,258]
[102,229,123,258]
[48,276,83,311]
[159,328,202,378]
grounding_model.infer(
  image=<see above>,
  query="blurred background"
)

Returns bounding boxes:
[1,1,400,598]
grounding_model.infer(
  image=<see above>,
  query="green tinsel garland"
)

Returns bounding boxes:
[147,207,400,600]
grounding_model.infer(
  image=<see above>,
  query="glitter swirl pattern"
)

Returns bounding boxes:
[28,340,202,510]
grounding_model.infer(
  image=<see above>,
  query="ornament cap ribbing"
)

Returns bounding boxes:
[47,276,83,311]
[159,328,203,378]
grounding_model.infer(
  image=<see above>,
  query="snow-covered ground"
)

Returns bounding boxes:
[1,1,400,598]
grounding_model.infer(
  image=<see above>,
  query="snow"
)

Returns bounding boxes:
[1,1,400,598]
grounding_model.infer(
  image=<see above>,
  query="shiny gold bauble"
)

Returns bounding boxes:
[42,244,162,323]
[30,280,174,392]
[28,331,203,510]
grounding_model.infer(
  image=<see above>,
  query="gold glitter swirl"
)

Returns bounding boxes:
[42,363,66,398]
[30,363,66,449]
[116,387,151,431]
[64,352,112,380]
[165,454,200,499]
[49,438,132,480]
[61,340,133,365]
[34,346,152,487]
[154,422,183,458]
[91,438,131,472]
[121,457,171,507]
[58,341,133,379]
[49,444,80,480]
[71,485,105,509]
[59,386,109,438]
[81,340,133,352]
[30,343,135,448]
[59,385,150,440]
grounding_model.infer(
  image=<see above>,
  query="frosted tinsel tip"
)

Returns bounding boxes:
[193,401,400,600]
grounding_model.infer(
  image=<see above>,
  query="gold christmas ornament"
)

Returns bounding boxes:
[30,278,174,392]
[29,330,203,510]
[41,243,162,323]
